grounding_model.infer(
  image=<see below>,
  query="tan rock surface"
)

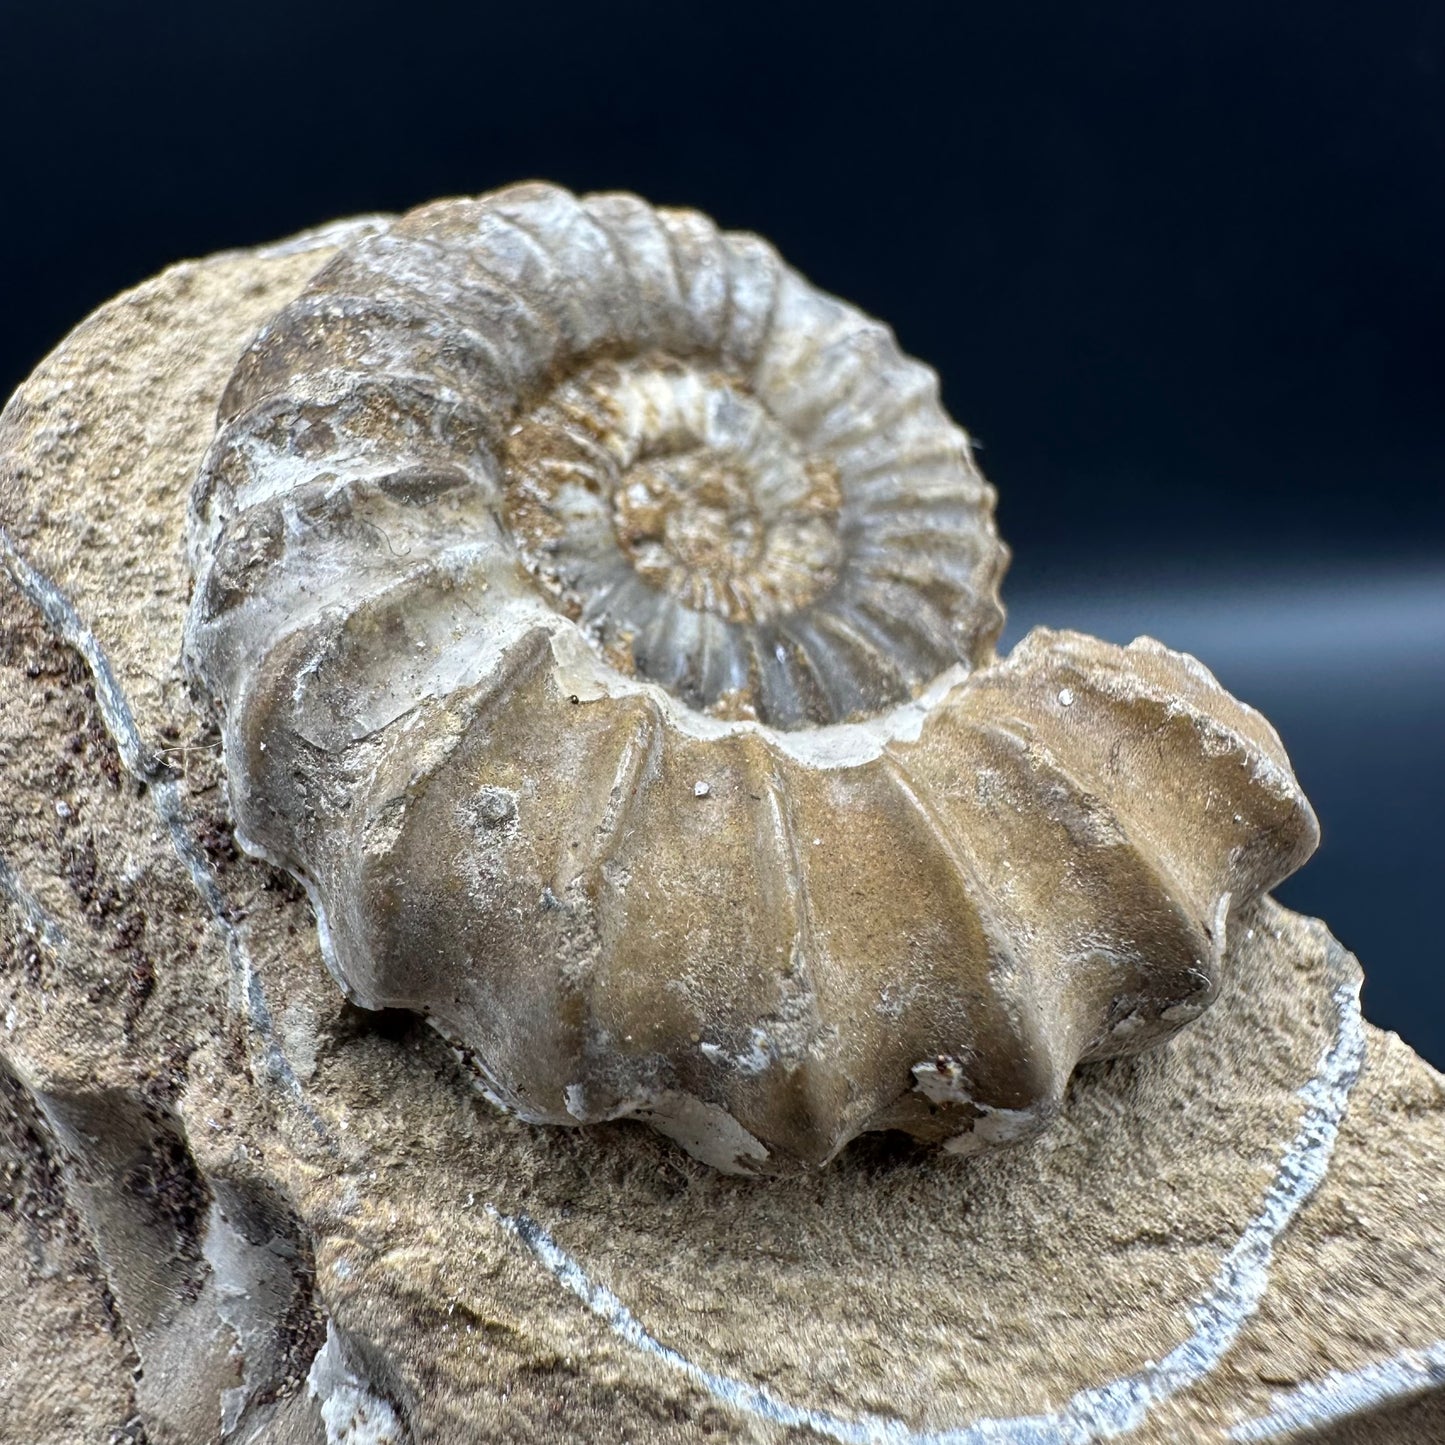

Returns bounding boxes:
[1,229,1442,1444]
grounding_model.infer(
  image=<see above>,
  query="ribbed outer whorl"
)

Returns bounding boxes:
[183,185,1317,1173]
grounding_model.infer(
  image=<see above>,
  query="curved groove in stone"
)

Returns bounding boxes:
[489,935,1365,1444]
[0,850,68,959]
[0,526,330,1147]
[1228,1340,1445,1443]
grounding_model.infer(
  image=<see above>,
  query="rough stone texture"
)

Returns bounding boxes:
[1,228,1442,1444]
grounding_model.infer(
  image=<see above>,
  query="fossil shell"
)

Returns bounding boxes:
[183,182,1319,1173]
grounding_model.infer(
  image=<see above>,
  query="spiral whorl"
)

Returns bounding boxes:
[190,183,1005,732]
[183,184,1318,1174]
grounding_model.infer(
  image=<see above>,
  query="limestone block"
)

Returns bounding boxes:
[1,224,1441,1444]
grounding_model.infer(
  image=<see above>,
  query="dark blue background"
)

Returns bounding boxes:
[3,2,1441,1064]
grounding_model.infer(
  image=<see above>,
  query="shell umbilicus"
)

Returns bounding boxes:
[183,183,1318,1173]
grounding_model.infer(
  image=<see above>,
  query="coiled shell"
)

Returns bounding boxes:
[184,183,1318,1172]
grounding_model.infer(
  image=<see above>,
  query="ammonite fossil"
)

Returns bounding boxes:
[183,182,1318,1173]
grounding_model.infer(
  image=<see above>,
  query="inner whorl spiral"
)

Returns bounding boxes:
[487,204,1008,727]
[502,356,856,719]
[195,184,1009,730]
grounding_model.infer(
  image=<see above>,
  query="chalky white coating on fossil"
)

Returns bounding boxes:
[183,183,1320,1173]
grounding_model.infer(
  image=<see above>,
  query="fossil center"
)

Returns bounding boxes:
[610,445,845,626]
[503,356,843,630]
